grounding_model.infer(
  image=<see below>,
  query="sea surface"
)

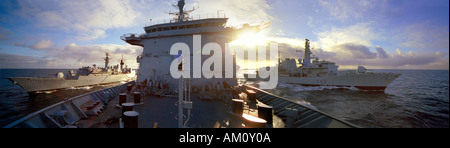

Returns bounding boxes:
[262,70,449,128]
[0,69,449,128]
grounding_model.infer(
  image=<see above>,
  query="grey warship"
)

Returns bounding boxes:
[8,53,135,93]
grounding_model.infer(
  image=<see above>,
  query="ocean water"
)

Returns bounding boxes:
[0,69,117,127]
[0,69,449,128]
[264,70,449,128]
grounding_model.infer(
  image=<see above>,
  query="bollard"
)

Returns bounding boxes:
[133,92,141,104]
[243,114,267,128]
[258,104,273,125]
[123,111,139,128]
[246,89,256,102]
[119,93,127,106]
[232,99,244,115]
[102,91,111,104]
[127,84,132,92]
[122,103,134,116]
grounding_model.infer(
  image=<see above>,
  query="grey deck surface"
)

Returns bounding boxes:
[86,92,238,128]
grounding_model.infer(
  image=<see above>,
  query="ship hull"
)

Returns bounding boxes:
[8,74,133,93]
[278,73,401,90]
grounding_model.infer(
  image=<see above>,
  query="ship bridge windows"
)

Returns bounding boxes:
[145,19,226,34]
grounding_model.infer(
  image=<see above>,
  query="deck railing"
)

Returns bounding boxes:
[145,12,227,27]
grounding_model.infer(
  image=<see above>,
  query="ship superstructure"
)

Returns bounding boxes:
[122,0,268,93]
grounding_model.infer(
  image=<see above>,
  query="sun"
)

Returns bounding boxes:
[230,30,269,46]
[229,30,277,72]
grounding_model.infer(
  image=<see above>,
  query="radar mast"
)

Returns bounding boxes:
[169,0,198,22]
[303,39,312,68]
[104,52,111,69]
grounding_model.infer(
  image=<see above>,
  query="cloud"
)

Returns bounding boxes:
[227,30,450,70]
[333,46,448,69]
[307,16,314,27]
[16,0,143,40]
[306,22,448,69]
[31,40,55,49]
[316,23,379,50]
[48,43,142,68]
[14,39,55,50]
[191,0,273,26]
[5,42,143,69]
[0,53,54,69]
[335,43,377,59]
[272,40,337,61]
[396,48,403,55]
[0,27,13,40]
[375,46,389,58]
[394,22,449,50]
[274,39,449,70]
[354,50,448,69]
[317,0,377,21]
[10,0,272,41]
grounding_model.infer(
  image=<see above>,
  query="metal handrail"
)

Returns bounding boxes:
[121,33,144,41]
[3,81,134,128]
[243,84,359,128]
[145,12,227,27]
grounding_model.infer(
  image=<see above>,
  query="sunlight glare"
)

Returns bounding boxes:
[230,30,268,46]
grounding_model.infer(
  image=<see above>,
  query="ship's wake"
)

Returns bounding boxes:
[67,86,93,90]
[34,90,57,94]
[277,83,359,92]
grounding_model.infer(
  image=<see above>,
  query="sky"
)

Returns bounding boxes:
[0,0,448,70]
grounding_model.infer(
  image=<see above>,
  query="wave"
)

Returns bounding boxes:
[277,83,359,92]
[67,86,92,90]
[35,90,57,94]
[295,100,317,110]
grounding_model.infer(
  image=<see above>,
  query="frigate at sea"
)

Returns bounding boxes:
[8,53,135,93]
[260,39,401,90]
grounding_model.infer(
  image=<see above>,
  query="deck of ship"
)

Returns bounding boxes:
[81,90,285,128]
[3,81,355,128]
